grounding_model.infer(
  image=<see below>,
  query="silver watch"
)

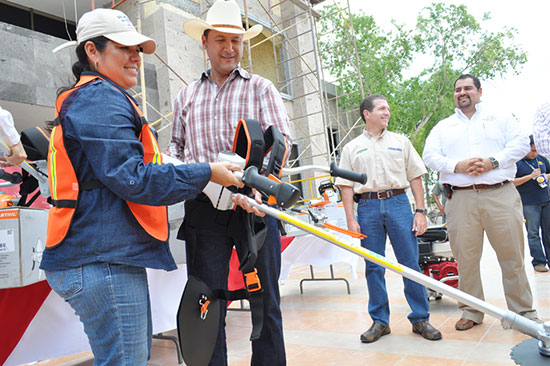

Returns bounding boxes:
[488,157,499,169]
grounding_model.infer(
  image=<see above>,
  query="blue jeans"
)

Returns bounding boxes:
[185,214,286,366]
[523,202,550,267]
[357,194,430,325]
[45,263,152,366]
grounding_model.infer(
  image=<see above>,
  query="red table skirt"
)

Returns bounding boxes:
[227,236,294,291]
[0,280,52,365]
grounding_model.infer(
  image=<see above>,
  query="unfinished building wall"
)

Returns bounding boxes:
[118,0,206,148]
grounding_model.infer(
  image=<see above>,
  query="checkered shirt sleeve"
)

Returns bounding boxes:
[533,103,550,157]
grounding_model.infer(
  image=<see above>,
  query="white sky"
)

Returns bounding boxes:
[345,0,550,131]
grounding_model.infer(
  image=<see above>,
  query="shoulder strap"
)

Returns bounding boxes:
[231,119,288,178]
[263,125,288,178]
[232,119,265,169]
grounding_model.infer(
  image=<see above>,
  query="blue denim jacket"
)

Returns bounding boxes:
[40,73,211,271]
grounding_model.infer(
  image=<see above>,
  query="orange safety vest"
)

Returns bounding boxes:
[46,74,168,248]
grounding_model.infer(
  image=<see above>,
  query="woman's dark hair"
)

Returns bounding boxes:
[58,36,109,96]
[72,36,109,79]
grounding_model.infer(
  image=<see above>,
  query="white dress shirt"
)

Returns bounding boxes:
[0,106,20,146]
[533,102,550,157]
[423,103,529,186]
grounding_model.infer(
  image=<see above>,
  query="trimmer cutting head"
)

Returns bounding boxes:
[510,338,550,365]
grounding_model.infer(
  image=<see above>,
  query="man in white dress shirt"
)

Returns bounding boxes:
[423,74,538,331]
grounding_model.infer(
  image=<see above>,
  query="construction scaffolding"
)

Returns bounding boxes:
[249,0,366,200]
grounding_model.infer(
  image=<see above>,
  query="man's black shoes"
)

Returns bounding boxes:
[412,320,442,340]
[360,322,390,343]
[361,320,442,343]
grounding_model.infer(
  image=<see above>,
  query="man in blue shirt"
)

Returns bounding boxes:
[514,135,550,272]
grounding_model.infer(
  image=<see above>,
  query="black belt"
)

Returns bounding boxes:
[451,181,509,190]
[356,188,406,200]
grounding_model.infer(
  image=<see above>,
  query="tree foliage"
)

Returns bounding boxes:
[318,2,527,152]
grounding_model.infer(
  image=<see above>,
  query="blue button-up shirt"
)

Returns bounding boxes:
[41,73,211,271]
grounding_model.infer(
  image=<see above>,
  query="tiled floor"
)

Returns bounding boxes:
[33,235,550,366]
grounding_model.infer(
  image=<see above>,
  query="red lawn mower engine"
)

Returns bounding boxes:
[417,226,459,300]
[423,259,458,288]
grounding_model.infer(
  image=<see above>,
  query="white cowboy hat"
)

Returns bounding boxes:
[183,0,263,41]
[53,8,156,54]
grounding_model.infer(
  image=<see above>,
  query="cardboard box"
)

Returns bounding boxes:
[0,207,48,289]
[283,211,310,237]
[316,202,347,229]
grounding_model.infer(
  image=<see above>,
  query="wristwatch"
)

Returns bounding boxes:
[488,157,499,169]
[415,209,426,215]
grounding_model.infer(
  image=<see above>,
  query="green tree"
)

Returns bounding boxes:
[317,5,413,112]
[318,2,527,152]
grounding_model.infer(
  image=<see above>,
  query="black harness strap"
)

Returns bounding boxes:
[263,125,287,178]
[50,180,105,208]
[50,199,77,208]
[181,196,266,340]
[179,120,289,345]
[233,119,265,170]
[213,287,264,340]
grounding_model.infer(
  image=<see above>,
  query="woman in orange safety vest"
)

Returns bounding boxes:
[40,8,247,366]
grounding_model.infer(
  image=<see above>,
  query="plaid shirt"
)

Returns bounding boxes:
[533,102,550,157]
[168,67,291,163]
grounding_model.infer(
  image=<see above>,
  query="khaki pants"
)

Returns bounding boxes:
[446,182,537,323]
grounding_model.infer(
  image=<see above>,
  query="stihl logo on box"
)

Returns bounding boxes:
[0,210,19,219]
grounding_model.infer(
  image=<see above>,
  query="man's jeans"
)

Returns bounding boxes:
[46,263,152,366]
[523,201,550,267]
[185,215,286,366]
[357,193,430,325]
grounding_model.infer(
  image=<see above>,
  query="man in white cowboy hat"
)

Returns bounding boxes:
[168,0,291,365]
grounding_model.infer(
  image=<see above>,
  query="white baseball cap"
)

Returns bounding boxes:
[53,8,156,54]
[183,0,262,41]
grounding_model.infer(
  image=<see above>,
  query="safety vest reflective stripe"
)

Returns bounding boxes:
[48,127,59,202]
[46,75,168,248]
[47,115,80,247]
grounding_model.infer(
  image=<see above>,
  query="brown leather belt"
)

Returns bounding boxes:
[357,188,406,200]
[451,181,509,190]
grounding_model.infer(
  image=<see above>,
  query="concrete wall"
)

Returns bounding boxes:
[0,18,160,133]
[242,32,279,85]
[0,22,73,130]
